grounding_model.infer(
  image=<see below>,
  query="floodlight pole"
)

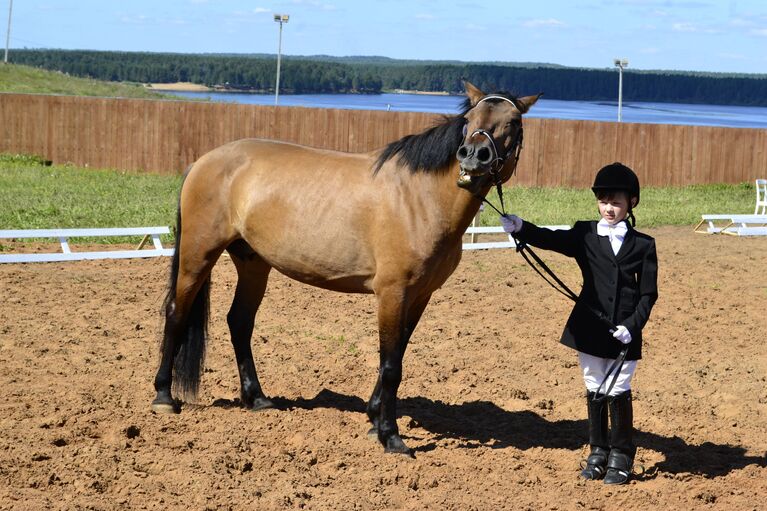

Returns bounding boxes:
[613,58,628,122]
[4,0,13,64]
[274,14,289,105]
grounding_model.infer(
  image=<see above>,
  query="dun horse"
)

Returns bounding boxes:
[152,82,540,455]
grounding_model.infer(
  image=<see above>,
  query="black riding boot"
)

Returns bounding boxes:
[604,390,636,485]
[580,391,609,480]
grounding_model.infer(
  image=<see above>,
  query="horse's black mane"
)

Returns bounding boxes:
[373,91,519,174]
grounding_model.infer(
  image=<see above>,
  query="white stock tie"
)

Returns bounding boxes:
[597,220,628,255]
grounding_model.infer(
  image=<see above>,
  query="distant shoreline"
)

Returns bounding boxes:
[145,82,211,92]
[391,89,450,96]
[145,83,454,96]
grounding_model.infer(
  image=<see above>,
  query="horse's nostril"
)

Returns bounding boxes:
[456,146,468,160]
[477,147,491,163]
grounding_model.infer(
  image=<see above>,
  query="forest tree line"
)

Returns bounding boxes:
[10,49,767,106]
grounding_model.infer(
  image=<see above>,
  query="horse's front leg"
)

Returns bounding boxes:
[370,290,431,455]
[375,290,409,454]
[367,293,431,441]
[367,294,431,440]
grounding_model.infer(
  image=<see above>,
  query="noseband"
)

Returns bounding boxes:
[470,127,524,177]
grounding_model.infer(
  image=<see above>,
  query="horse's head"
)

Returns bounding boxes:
[456,82,541,190]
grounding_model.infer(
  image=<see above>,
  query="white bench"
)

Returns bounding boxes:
[463,224,570,250]
[0,227,174,263]
[693,214,767,236]
[755,179,767,215]
[694,179,767,236]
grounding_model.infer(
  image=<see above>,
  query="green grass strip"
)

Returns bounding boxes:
[478,182,756,228]
[0,154,758,245]
[0,155,181,244]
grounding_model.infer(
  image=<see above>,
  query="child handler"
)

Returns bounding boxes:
[500,162,658,485]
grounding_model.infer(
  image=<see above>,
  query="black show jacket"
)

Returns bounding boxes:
[516,220,658,360]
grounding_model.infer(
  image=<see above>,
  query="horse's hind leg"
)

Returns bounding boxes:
[152,245,222,413]
[227,248,274,411]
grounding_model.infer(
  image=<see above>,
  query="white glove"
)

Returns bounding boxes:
[612,325,632,345]
[500,214,523,234]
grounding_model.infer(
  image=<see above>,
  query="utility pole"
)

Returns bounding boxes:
[613,58,629,122]
[273,14,289,105]
[4,0,13,64]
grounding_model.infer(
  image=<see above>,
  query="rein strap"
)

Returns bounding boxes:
[510,237,628,402]
[474,193,629,402]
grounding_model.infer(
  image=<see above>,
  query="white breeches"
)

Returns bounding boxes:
[578,352,638,396]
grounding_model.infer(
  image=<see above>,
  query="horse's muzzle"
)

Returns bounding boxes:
[456,141,494,186]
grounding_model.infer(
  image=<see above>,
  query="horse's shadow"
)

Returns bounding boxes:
[213,389,765,478]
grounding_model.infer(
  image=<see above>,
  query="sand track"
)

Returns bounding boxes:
[1,226,765,510]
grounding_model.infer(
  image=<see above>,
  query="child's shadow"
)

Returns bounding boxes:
[632,431,764,479]
[228,389,765,478]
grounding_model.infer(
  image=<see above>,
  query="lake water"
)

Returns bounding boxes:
[168,91,767,130]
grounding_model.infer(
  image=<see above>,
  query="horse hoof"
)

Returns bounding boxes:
[384,435,414,457]
[366,427,379,441]
[151,400,179,414]
[247,397,275,411]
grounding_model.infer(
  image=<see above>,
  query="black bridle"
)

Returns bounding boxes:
[469,127,524,214]
[465,95,526,215]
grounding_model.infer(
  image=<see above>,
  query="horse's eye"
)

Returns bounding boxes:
[462,124,468,136]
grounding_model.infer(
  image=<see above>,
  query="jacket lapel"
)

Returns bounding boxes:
[592,221,617,259]
[616,228,636,260]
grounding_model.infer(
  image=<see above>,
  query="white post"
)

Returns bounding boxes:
[4,0,13,64]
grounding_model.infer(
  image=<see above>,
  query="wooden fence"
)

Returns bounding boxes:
[1,93,765,187]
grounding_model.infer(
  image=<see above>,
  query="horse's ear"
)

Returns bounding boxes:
[516,93,543,114]
[464,81,486,106]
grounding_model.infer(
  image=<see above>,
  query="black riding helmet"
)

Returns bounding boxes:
[591,162,640,225]
[592,162,640,204]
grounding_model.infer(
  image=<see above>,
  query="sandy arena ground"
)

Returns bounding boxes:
[0,227,765,510]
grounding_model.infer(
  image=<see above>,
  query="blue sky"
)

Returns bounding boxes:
[5,1,767,74]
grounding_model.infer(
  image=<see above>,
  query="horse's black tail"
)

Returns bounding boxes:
[160,178,210,402]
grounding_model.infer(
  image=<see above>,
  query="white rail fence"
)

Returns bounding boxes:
[0,227,174,263]
[0,222,575,263]
[462,224,570,250]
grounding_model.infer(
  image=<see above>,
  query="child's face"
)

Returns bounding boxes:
[597,193,632,224]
